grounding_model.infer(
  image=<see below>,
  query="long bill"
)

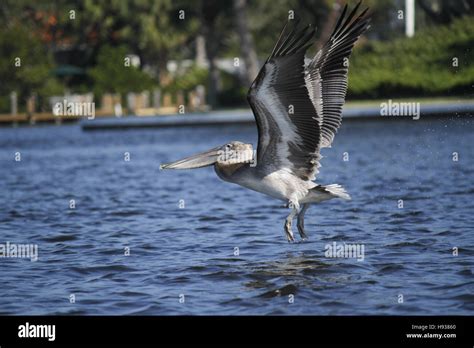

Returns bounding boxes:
[160,146,221,170]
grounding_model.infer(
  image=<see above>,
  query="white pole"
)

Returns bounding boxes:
[406,0,415,37]
[10,91,17,115]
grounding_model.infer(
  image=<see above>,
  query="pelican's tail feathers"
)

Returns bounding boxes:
[323,184,351,200]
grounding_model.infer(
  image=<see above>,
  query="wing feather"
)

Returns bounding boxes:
[248,21,321,181]
[248,3,370,181]
[306,2,370,148]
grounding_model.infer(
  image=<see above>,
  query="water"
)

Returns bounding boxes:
[0,117,473,315]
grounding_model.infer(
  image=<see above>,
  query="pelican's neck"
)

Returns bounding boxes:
[214,162,247,180]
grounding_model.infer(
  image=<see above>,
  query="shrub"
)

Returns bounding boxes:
[348,15,474,99]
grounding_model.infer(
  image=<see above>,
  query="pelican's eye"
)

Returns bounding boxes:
[222,144,234,160]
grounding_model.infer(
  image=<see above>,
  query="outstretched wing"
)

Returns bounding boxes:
[306,2,370,148]
[247,21,321,181]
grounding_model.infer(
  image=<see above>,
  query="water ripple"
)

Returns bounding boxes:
[0,119,473,314]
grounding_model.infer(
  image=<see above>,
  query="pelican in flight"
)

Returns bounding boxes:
[161,3,370,242]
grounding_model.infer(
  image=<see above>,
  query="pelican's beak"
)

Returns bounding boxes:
[160,147,221,170]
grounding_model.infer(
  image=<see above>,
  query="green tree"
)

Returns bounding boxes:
[89,45,154,96]
[62,0,199,81]
[0,22,62,113]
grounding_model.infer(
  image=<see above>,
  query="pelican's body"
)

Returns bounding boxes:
[215,162,333,204]
[161,3,370,242]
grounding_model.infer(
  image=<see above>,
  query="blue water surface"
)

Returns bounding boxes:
[0,117,473,315]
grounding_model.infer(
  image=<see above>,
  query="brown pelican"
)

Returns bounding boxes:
[161,3,370,242]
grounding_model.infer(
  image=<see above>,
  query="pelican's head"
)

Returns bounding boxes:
[160,141,254,170]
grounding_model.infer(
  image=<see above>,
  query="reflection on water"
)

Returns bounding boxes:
[0,117,473,315]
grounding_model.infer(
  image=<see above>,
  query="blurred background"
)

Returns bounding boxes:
[0,0,473,121]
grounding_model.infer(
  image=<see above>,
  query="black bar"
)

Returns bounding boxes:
[0,316,472,346]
